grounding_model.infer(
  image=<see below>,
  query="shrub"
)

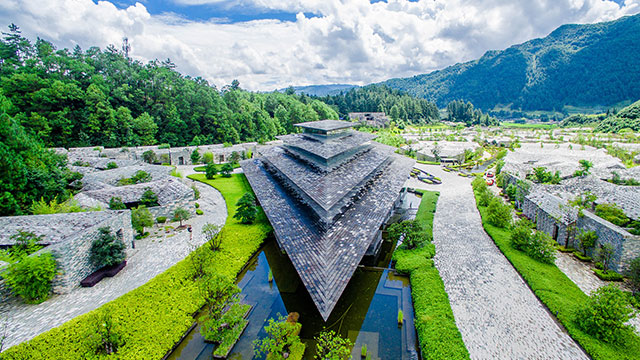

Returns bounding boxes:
[202,223,223,251]
[90,227,126,268]
[117,170,152,186]
[387,220,427,250]
[486,197,511,228]
[595,203,629,227]
[220,163,233,177]
[139,188,159,207]
[361,344,367,357]
[156,216,167,224]
[202,152,213,164]
[142,150,157,164]
[3,252,57,303]
[597,243,615,270]
[630,256,640,295]
[398,309,403,325]
[577,230,597,256]
[131,206,153,235]
[108,197,126,210]
[5,231,43,260]
[576,285,635,343]
[199,274,241,342]
[527,231,556,264]
[594,269,624,281]
[234,193,257,224]
[253,315,303,359]
[314,330,352,360]
[192,184,201,200]
[106,162,118,170]
[478,187,493,207]
[205,163,218,179]
[505,184,517,200]
[510,225,532,251]
[196,209,204,215]
[573,252,592,262]
[190,149,201,165]
[173,207,190,227]
[158,143,170,149]
[170,168,182,178]
[194,202,200,208]
[90,310,125,355]
[31,196,84,214]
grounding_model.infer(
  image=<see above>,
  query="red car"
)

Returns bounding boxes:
[486,179,495,186]
[486,171,494,178]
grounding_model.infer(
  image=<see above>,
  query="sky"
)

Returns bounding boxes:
[1,0,639,91]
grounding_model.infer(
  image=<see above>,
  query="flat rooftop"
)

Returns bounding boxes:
[295,120,354,132]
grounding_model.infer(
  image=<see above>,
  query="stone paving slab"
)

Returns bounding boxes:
[1,177,227,350]
[409,164,588,360]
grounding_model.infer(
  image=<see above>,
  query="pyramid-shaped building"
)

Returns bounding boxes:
[241,120,414,320]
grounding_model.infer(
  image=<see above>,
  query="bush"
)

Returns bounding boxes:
[595,203,630,227]
[142,150,157,164]
[108,197,126,210]
[3,252,57,303]
[4,231,43,260]
[192,184,200,200]
[90,227,126,268]
[234,193,257,224]
[387,220,428,250]
[205,163,217,179]
[486,197,511,228]
[220,163,233,177]
[156,216,167,224]
[253,315,303,359]
[194,202,200,208]
[190,149,201,165]
[577,230,597,256]
[577,285,635,343]
[196,209,204,215]
[202,152,213,164]
[314,330,352,360]
[597,243,615,270]
[131,206,153,235]
[117,170,152,186]
[173,207,190,226]
[594,269,624,281]
[477,187,493,207]
[106,162,118,169]
[139,188,159,207]
[630,256,640,295]
[573,252,593,262]
[510,225,532,251]
[527,231,556,264]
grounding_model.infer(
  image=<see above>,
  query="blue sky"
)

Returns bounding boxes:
[4,0,640,90]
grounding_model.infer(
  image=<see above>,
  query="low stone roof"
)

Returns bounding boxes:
[0,210,129,246]
[80,165,172,191]
[295,120,354,132]
[409,141,479,158]
[76,177,192,207]
[279,131,375,160]
[525,190,577,225]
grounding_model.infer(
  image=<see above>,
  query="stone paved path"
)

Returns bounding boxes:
[408,164,588,360]
[1,177,227,350]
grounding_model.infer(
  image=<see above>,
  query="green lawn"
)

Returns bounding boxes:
[3,174,270,360]
[193,162,241,172]
[393,190,470,360]
[474,192,640,360]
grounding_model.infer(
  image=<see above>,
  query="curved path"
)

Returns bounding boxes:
[1,177,227,350]
[407,165,588,360]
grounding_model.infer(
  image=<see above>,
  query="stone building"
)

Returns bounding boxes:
[242,120,413,320]
[521,190,577,247]
[406,141,480,163]
[348,112,390,128]
[0,210,134,294]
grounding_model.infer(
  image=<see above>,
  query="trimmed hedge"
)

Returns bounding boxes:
[3,174,271,359]
[593,269,624,282]
[473,191,640,360]
[392,190,469,360]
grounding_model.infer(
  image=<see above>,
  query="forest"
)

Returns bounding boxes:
[314,84,440,125]
[561,100,640,132]
[0,25,338,149]
[446,100,498,126]
[382,14,640,112]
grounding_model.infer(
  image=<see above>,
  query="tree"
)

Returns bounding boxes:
[510,225,532,251]
[173,207,190,227]
[3,252,57,303]
[139,188,159,207]
[90,227,126,268]
[205,163,218,179]
[108,197,126,210]
[234,193,257,224]
[229,151,241,164]
[574,159,593,177]
[90,310,125,355]
[220,162,233,177]
[577,230,597,256]
[487,197,511,228]
[7,230,43,259]
[576,284,635,343]
[142,150,157,164]
[190,148,201,164]
[202,223,223,251]
[314,330,352,360]
[131,206,153,236]
[629,256,640,296]
[202,152,213,164]
[527,231,556,264]
[131,112,157,146]
[597,243,615,270]
[199,274,241,341]
[253,315,303,359]
[387,220,427,249]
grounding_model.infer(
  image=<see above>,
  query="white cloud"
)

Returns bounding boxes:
[0,0,639,90]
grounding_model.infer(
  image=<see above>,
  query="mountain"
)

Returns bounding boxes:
[280,84,358,96]
[381,14,640,111]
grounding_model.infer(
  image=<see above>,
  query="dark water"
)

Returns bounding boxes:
[167,238,419,360]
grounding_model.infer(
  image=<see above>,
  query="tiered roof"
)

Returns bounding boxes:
[241,120,414,320]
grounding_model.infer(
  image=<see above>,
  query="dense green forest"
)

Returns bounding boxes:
[314,84,440,124]
[382,14,640,112]
[561,100,640,132]
[446,100,498,126]
[0,25,338,149]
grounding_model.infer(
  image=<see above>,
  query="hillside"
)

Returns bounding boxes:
[280,84,358,96]
[382,14,640,111]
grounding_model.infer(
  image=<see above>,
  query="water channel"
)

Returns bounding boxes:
[167,234,420,360]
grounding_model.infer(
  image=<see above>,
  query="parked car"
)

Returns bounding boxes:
[486,178,495,186]
[486,171,494,178]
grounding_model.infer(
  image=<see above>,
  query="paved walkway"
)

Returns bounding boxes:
[408,164,587,360]
[1,177,227,350]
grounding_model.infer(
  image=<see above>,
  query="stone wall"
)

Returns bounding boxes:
[575,211,640,274]
[521,196,571,246]
[147,198,196,221]
[49,210,134,293]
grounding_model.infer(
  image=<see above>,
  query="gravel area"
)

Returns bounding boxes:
[1,177,227,350]
[408,164,588,360]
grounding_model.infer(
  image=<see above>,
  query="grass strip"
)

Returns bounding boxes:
[393,190,470,360]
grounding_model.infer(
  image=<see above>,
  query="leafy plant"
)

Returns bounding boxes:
[90,310,125,355]
[398,309,404,326]
[253,315,303,359]
[156,216,166,224]
[576,230,597,257]
[573,160,593,177]
[173,208,190,227]
[108,197,126,210]
[629,256,640,295]
[576,285,635,343]
[527,231,556,264]
[5,231,43,260]
[595,203,629,227]
[198,274,241,342]
[139,188,159,207]
[233,193,257,224]
[220,163,233,177]
[202,223,223,251]
[117,170,152,186]
[3,252,57,303]
[192,184,200,200]
[314,330,352,360]
[510,225,532,251]
[90,227,126,268]
[597,243,615,270]
[205,163,218,179]
[131,206,153,235]
[106,162,118,169]
[31,196,85,215]
[190,148,201,164]
[387,220,427,249]
[486,197,511,228]
[142,150,157,164]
